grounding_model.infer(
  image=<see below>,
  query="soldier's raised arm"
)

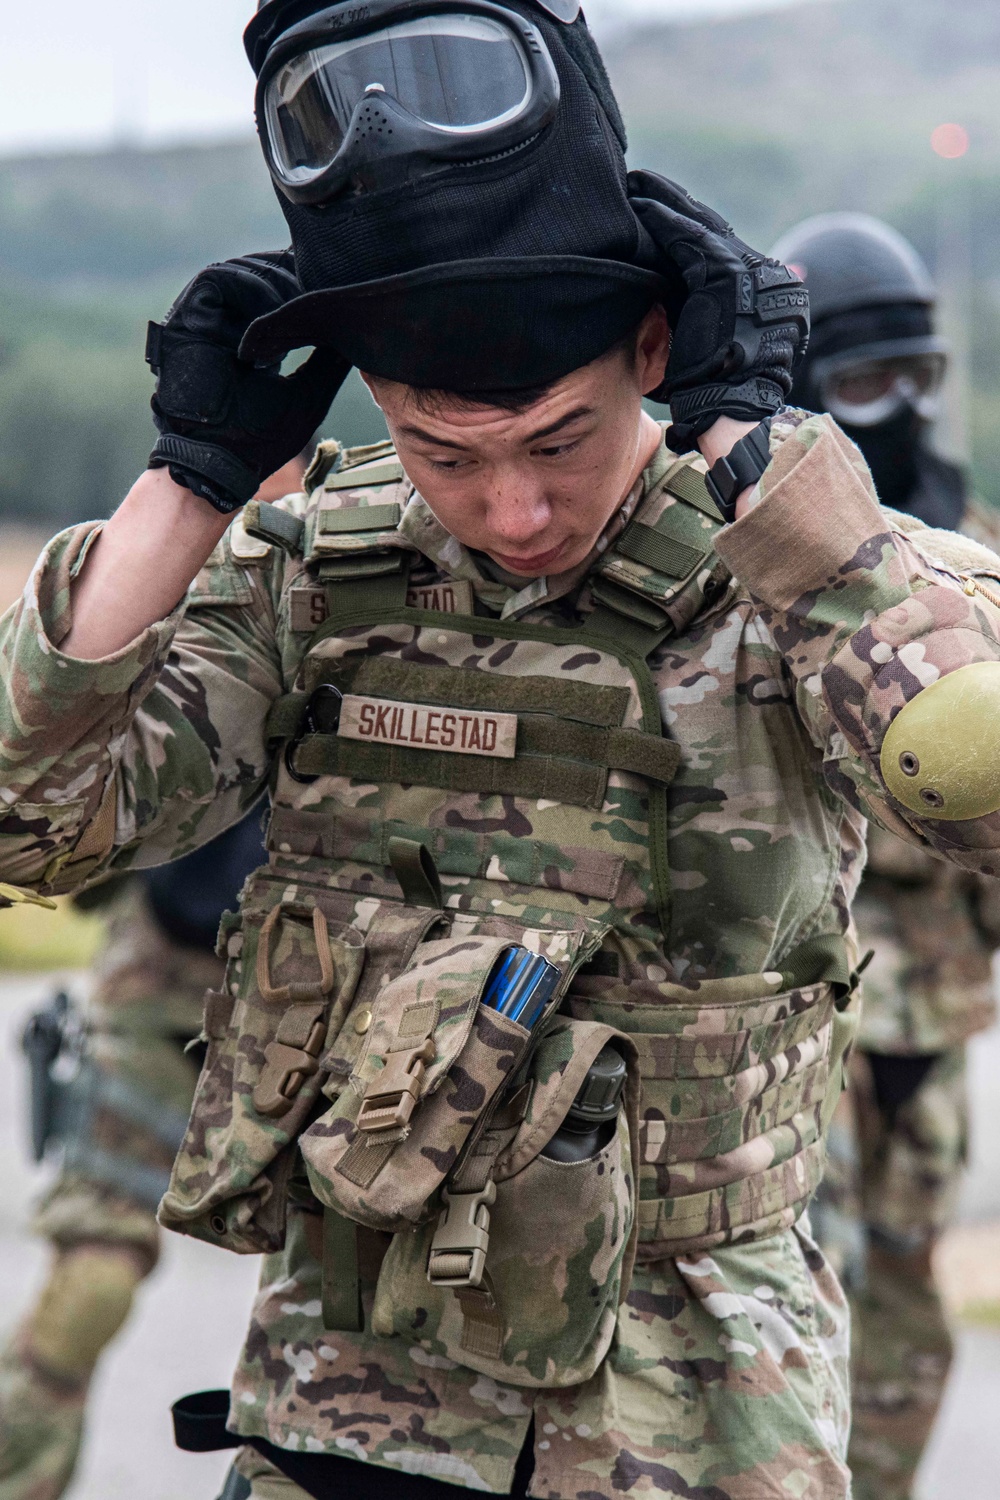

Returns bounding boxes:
[628,172,1000,872]
[0,256,346,895]
[713,408,1000,872]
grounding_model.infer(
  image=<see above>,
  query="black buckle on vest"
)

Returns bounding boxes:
[284,684,344,784]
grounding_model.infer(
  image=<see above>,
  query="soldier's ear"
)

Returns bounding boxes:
[637,304,671,398]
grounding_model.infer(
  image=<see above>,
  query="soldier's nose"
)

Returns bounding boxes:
[487,480,552,545]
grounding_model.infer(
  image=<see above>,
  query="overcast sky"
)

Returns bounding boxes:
[0,0,812,155]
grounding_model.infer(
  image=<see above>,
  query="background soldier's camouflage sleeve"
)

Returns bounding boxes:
[0,519,287,893]
[714,411,1000,871]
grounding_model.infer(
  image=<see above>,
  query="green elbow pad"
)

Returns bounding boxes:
[880,661,1000,821]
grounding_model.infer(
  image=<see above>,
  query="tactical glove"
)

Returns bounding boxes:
[629,170,809,453]
[146,251,349,514]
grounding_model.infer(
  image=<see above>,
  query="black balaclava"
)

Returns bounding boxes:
[773,213,962,527]
[793,303,964,528]
[241,1,666,388]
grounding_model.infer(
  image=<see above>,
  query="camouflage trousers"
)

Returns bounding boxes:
[228,1219,850,1499]
[812,1044,968,1500]
[0,1034,186,1500]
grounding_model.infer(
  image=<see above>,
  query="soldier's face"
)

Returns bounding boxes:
[363,306,669,578]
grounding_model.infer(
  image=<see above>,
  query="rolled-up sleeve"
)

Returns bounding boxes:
[714,412,1000,873]
[0,522,284,895]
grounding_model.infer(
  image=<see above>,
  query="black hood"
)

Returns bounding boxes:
[241,1,665,389]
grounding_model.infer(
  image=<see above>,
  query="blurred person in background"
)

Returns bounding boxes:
[773,212,1000,1500]
[0,453,310,1500]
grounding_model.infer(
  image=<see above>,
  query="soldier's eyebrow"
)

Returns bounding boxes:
[525,406,594,443]
[398,424,467,450]
[398,406,596,451]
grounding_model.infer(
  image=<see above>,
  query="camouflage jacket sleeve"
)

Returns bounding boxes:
[713,410,1000,873]
[0,518,285,896]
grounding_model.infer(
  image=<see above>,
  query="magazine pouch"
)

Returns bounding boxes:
[370,1014,639,1387]
[159,882,365,1253]
[300,923,599,1231]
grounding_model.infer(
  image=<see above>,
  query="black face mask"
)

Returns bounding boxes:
[841,406,966,529]
[840,406,923,512]
[240,0,665,390]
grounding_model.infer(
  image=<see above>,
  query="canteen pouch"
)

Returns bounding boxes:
[159,881,365,1253]
[300,924,599,1232]
[370,1016,639,1388]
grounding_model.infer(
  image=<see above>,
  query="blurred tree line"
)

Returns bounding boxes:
[2,0,999,528]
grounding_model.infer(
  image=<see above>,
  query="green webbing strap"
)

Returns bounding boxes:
[264,694,310,741]
[665,464,725,520]
[615,523,705,581]
[387,837,443,910]
[291,737,610,809]
[319,503,401,534]
[242,500,305,555]
[325,461,404,490]
[348,658,630,727]
[581,602,676,661]
[779,932,853,995]
[316,553,408,583]
[289,720,679,806]
[583,576,671,631]
[321,1207,363,1332]
[319,565,412,633]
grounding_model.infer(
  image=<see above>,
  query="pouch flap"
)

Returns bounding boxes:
[497,1019,638,1179]
[356,934,516,1111]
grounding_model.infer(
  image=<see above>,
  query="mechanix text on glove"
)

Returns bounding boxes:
[629,171,809,453]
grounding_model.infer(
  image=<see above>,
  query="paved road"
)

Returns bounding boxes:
[0,971,997,1498]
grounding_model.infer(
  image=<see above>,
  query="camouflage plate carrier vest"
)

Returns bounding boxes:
[161,440,857,1388]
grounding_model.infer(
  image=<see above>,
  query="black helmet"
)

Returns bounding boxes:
[770,213,948,416]
[772,213,962,524]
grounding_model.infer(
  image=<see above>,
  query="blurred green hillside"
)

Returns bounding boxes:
[2,0,999,527]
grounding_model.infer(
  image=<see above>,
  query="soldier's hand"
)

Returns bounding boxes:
[146,252,349,514]
[629,171,809,453]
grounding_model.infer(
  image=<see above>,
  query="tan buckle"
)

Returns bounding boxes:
[254,1016,327,1118]
[357,1039,435,1133]
[426,1183,496,1289]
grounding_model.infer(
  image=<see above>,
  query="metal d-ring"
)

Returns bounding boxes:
[284,684,344,784]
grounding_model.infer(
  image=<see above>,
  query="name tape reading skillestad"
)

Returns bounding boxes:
[338,695,518,759]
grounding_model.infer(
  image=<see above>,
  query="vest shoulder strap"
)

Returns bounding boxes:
[584,454,730,653]
[596,454,723,605]
[301,444,415,581]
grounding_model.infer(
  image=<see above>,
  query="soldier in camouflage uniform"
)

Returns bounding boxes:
[773,213,1000,1500]
[4,6,1000,1498]
[0,457,306,1500]
[0,811,267,1500]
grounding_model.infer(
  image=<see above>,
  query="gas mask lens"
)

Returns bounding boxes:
[264,13,536,194]
[823,352,946,428]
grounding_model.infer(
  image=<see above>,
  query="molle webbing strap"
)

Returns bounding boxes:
[319,503,401,534]
[288,726,677,809]
[352,659,630,726]
[580,601,676,660]
[324,460,404,490]
[615,521,705,581]
[265,693,311,742]
[387,836,443,910]
[318,566,412,629]
[321,1206,363,1332]
[665,462,725,519]
[779,932,853,994]
[242,500,305,555]
[316,552,408,583]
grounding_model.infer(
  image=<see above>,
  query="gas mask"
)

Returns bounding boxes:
[240,0,665,391]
